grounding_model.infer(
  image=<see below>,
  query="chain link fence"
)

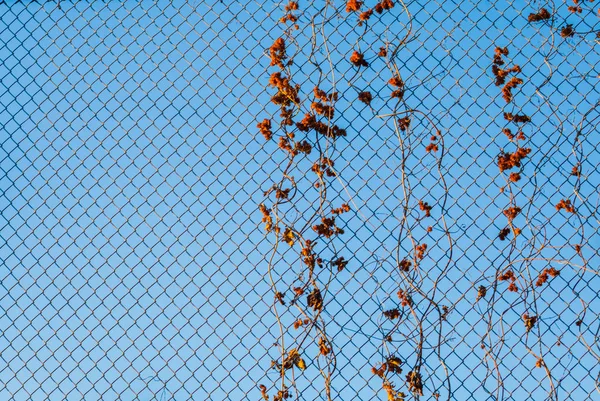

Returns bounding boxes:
[0,1,599,400]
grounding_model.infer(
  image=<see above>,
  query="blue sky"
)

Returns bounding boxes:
[0,1,599,400]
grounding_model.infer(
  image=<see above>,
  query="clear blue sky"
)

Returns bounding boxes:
[0,1,599,400]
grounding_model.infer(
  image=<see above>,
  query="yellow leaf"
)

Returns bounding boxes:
[296,358,306,370]
[283,227,295,246]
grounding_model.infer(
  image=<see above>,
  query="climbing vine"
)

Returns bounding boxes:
[256,1,598,400]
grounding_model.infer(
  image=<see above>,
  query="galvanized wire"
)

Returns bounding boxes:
[0,1,599,400]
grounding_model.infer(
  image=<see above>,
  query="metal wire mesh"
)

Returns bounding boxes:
[0,1,599,400]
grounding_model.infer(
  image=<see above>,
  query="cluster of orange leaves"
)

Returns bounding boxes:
[284,1,299,11]
[498,269,519,292]
[503,127,526,141]
[307,288,323,311]
[399,258,412,272]
[332,256,348,272]
[375,0,395,13]
[382,382,406,401]
[312,215,344,238]
[383,308,401,319]
[311,101,335,119]
[259,384,269,400]
[561,24,575,38]
[311,88,337,119]
[497,147,531,172]
[523,313,537,332]
[295,87,345,138]
[345,0,362,12]
[278,136,312,156]
[275,291,286,305]
[556,199,576,213]
[318,337,331,356]
[346,0,395,18]
[311,157,337,178]
[397,289,412,307]
[279,1,300,28]
[536,267,560,286]
[373,357,408,399]
[314,86,338,103]
[293,318,310,329]
[257,119,272,141]
[498,227,511,241]
[350,50,369,67]
[280,348,306,371]
[372,355,403,377]
[415,243,427,260]
[503,206,522,221]
[259,204,275,233]
[503,112,531,123]
[571,165,581,177]
[282,227,295,246]
[358,91,373,105]
[527,8,551,22]
[359,9,374,24]
[492,46,508,66]
[406,371,424,397]
[275,187,291,200]
[332,203,351,214]
[296,112,347,138]
[491,47,523,102]
[388,76,405,99]
[269,72,300,107]
[425,143,439,153]
[476,285,487,301]
[398,116,410,131]
[300,239,321,271]
[426,133,440,152]
[269,38,288,69]
[418,200,432,217]
[501,77,524,103]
